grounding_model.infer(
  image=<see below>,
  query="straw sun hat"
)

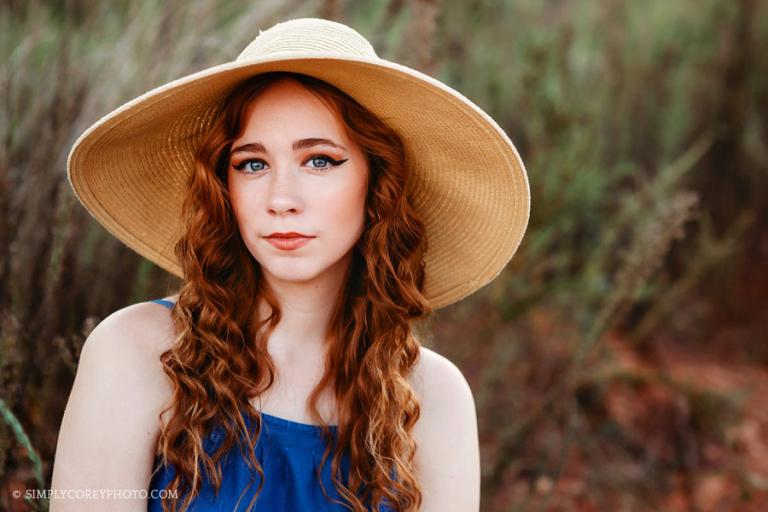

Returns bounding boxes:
[66,17,530,310]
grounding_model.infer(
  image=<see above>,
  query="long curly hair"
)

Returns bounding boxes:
[151,71,432,512]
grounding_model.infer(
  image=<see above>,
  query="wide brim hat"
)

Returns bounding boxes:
[67,17,530,310]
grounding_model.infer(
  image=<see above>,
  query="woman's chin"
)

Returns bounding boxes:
[259,264,322,284]
[255,250,352,286]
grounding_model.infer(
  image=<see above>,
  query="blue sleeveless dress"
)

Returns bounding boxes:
[146,298,394,512]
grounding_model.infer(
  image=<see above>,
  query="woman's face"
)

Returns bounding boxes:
[227,79,369,290]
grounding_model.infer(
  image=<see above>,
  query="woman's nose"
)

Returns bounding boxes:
[266,164,304,215]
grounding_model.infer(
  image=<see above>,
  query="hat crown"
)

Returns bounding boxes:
[236,18,378,62]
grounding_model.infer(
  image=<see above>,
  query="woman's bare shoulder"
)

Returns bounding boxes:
[50,299,179,508]
[409,345,480,511]
[105,296,180,354]
[69,297,180,428]
[409,345,473,406]
[72,297,179,420]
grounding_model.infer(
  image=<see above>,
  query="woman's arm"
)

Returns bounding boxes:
[49,304,174,512]
[412,347,481,512]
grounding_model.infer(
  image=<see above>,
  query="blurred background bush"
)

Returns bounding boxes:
[1,0,767,510]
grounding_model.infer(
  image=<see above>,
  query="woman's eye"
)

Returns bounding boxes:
[307,155,332,169]
[306,154,348,170]
[234,159,266,173]
[233,155,348,174]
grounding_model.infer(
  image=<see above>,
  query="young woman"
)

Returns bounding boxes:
[51,18,530,512]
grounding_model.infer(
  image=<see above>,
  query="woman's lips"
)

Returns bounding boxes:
[264,236,314,251]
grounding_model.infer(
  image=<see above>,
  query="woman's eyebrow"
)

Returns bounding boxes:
[231,138,346,155]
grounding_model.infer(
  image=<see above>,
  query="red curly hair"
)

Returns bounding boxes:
[151,71,432,512]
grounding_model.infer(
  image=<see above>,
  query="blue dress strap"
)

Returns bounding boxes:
[149,298,175,309]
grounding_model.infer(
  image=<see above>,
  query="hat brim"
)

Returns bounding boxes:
[67,51,530,310]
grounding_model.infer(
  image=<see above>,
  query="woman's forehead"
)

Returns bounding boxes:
[237,81,350,148]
